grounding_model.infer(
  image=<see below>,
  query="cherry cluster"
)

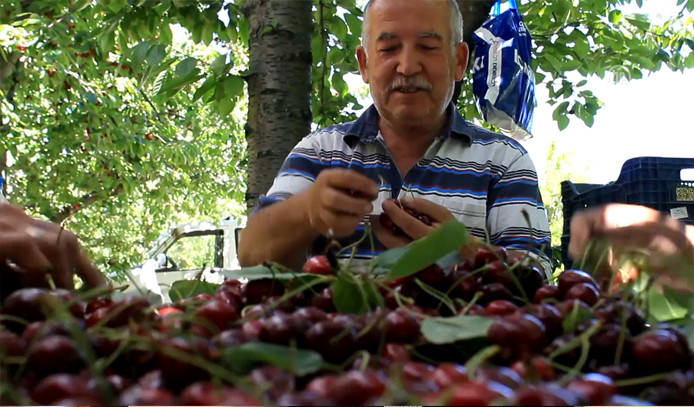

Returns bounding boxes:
[378,198,434,236]
[1,245,693,406]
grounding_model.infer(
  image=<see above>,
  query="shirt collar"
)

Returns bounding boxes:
[343,103,476,147]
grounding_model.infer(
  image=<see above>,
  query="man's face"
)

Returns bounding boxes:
[357,0,468,128]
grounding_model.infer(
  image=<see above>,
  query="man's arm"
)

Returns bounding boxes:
[238,190,318,268]
[487,152,553,276]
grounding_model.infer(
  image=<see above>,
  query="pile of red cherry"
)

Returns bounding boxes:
[1,245,692,405]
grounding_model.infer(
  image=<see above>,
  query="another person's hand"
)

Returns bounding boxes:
[371,196,455,248]
[306,168,380,237]
[569,203,694,289]
[0,202,107,290]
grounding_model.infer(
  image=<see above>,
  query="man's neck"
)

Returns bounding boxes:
[378,114,448,176]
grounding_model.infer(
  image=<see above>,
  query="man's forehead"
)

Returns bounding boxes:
[366,0,450,34]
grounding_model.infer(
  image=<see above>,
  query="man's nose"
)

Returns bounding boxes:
[396,45,423,76]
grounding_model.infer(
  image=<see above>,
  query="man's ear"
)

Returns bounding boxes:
[454,42,469,81]
[356,45,369,84]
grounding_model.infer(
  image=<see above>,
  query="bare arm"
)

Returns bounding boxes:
[238,190,319,267]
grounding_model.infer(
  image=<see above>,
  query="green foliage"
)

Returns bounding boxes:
[311,0,365,126]
[0,0,249,277]
[540,140,589,249]
[420,315,495,345]
[222,342,325,375]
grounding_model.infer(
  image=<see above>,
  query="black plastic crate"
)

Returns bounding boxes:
[560,156,694,269]
[615,157,694,223]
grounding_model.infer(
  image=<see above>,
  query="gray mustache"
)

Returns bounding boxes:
[386,76,433,92]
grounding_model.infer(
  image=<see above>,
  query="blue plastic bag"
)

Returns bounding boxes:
[472,0,535,140]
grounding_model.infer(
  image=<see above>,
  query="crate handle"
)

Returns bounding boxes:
[681,168,694,182]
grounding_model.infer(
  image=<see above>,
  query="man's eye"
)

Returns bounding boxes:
[378,46,397,52]
[421,45,439,50]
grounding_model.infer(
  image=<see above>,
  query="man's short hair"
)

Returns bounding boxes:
[361,0,464,54]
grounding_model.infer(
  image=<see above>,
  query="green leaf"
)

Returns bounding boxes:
[344,13,362,35]
[421,315,494,345]
[168,280,219,302]
[210,54,228,76]
[175,57,198,77]
[158,72,203,95]
[193,77,216,102]
[681,319,694,350]
[684,53,694,68]
[146,44,166,66]
[369,245,408,272]
[215,97,234,116]
[219,264,320,282]
[223,75,245,98]
[385,220,469,281]
[312,35,325,65]
[608,10,623,24]
[648,285,694,321]
[552,101,570,121]
[332,274,369,314]
[625,16,651,31]
[557,114,570,131]
[131,41,151,70]
[222,342,324,376]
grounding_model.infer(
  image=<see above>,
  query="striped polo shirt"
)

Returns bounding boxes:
[258,103,552,272]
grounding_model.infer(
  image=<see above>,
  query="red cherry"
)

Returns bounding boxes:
[557,269,598,296]
[145,133,153,140]
[431,363,468,388]
[382,342,410,362]
[302,255,332,274]
[485,299,518,316]
[158,306,181,315]
[446,380,513,405]
[566,373,617,405]
[193,299,239,335]
[532,284,560,303]
[563,282,599,306]
[31,373,92,404]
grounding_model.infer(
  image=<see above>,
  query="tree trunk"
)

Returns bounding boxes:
[459,0,497,51]
[243,0,313,214]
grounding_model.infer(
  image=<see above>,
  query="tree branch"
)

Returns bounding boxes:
[51,183,125,224]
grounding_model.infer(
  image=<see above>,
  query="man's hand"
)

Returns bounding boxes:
[569,203,694,290]
[306,168,380,237]
[0,203,106,290]
[371,196,455,248]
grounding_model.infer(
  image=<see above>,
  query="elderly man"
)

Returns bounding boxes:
[239,0,553,272]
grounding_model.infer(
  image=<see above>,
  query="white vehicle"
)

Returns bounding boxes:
[124,217,245,303]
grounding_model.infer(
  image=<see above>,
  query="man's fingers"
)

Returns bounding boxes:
[382,199,431,240]
[317,209,364,237]
[568,210,599,260]
[0,232,52,273]
[321,188,374,216]
[75,249,107,288]
[49,254,75,289]
[400,196,454,222]
[325,169,379,200]
[369,214,411,249]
